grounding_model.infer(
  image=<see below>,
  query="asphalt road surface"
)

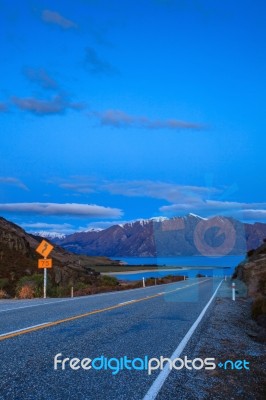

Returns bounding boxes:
[0,278,223,400]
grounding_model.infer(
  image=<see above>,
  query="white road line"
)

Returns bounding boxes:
[0,279,216,338]
[143,279,223,400]
[0,323,49,338]
[0,298,82,313]
[0,280,196,313]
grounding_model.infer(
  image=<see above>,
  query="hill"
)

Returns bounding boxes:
[234,240,266,327]
[53,214,266,257]
[0,216,116,296]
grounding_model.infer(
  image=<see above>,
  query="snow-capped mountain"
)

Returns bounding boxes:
[118,216,169,228]
[84,228,103,233]
[52,214,266,257]
[33,231,66,240]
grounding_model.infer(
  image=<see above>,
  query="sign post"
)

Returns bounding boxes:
[36,240,54,299]
[44,261,47,299]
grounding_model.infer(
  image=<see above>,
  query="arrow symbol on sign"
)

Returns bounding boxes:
[42,243,48,254]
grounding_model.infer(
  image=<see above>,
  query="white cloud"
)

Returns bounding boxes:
[101,180,219,203]
[58,178,219,203]
[0,177,29,191]
[160,200,266,220]
[241,209,266,220]
[59,182,95,194]
[42,10,78,29]
[23,67,58,90]
[92,109,205,130]
[21,222,75,235]
[0,203,123,218]
[12,95,84,116]
[22,222,73,230]
[52,177,266,222]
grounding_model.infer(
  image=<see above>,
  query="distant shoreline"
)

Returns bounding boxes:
[101,265,229,276]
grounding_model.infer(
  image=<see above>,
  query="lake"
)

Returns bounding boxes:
[110,255,245,281]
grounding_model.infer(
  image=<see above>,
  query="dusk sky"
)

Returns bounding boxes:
[0,0,265,235]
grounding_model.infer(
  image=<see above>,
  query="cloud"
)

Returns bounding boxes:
[160,200,266,220]
[0,202,123,218]
[102,180,266,221]
[100,180,219,203]
[23,68,58,90]
[84,47,117,75]
[22,222,73,230]
[21,222,75,235]
[42,10,77,29]
[12,95,84,116]
[0,177,29,191]
[92,109,205,130]
[238,209,266,220]
[0,102,8,112]
[59,182,95,194]
[57,178,218,203]
[53,177,266,222]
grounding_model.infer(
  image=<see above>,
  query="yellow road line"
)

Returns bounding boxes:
[0,278,212,341]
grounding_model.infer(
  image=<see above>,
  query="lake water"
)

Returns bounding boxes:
[111,255,245,281]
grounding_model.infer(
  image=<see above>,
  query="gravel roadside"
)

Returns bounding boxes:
[157,279,266,400]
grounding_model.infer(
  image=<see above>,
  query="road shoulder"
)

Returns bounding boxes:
[157,280,266,400]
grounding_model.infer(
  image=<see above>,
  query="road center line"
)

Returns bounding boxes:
[142,279,223,400]
[0,279,211,341]
[0,280,190,313]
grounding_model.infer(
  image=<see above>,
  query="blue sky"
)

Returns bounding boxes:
[0,0,265,235]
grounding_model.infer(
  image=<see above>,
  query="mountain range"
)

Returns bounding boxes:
[51,214,266,257]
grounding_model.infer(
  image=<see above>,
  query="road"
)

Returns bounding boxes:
[0,278,222,400]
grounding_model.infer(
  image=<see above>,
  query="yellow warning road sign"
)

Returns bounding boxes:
[36,240,54,258]
[38,259,52,269]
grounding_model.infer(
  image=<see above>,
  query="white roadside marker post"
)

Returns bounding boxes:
[232,282,236,301]
[44,259,47,299]
[143,277,145,288]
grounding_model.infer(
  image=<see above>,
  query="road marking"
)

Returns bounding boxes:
[119,300,135,305]
[0,298,82,313]
[0,279,211,341]
[0,280,188,313]
[143,280,223,400]
[0,323,49,338]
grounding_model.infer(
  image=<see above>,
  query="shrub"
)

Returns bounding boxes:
[16,274,44,298]
[17,284,35,299]
[196,273,205,278]
[100,275,119,287]
[0,289,8,299]
[73,281,88,290]
[0,278,9,289]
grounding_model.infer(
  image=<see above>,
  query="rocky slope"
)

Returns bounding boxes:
[234,240,266,327]
[0,217,115,295]
[53,214,266,257]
